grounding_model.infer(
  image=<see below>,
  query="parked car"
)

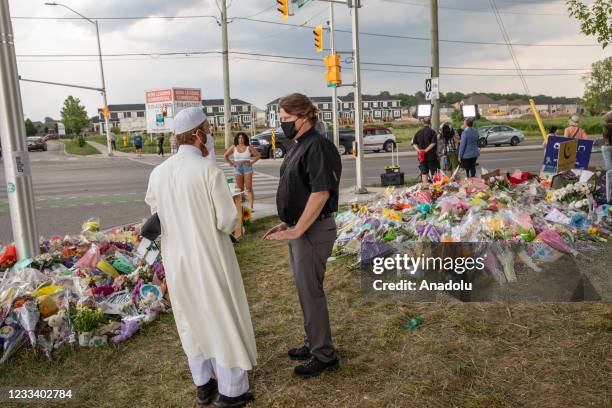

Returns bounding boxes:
[477,125,524,147]
[338,127,397,155]
[251,122,331,159]
[27,136,47,152]
[251,128,292,159]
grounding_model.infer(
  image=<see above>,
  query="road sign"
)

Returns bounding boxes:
[297,0,313,8]
[557,139,578,172]
[425,78,439,100]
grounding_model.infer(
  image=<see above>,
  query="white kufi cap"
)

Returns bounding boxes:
[174,107,207,135]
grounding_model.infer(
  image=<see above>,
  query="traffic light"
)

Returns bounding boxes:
[102,106,110,119]
[313,25,323,53]
[323,53,341,88]
[277,0,289,20]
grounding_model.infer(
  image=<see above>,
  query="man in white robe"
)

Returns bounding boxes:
[145,107,257,408]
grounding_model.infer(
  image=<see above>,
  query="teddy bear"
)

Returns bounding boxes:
[44,309,66,345]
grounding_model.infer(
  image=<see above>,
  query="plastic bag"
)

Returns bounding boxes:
[75,244,100,271]
[14,300,40,346]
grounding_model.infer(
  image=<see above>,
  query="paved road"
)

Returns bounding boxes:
[0,141,604,244]
[0,142,279,243]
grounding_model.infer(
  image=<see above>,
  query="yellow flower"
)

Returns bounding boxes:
[545,191,554,202]
[242,207,253,222]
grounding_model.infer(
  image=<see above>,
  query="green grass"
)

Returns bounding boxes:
[1,217,610,407]
[477,116,604,135]
[61,139,100,155]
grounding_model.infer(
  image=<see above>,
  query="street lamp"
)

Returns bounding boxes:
[45,2,113,156]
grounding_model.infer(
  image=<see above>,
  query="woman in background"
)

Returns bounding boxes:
[224,132,260,209]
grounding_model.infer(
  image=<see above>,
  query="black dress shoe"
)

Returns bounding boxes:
[212,392,254,408]
[196,378,218,406]
[287,345,311,360]
[294,356,340,378]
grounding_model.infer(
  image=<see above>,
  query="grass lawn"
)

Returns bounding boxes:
[1,217,610,407]
[61,139,100,155]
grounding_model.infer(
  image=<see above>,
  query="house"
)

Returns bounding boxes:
[95,99,256,134]
[95,104,146,134]
[201,99,253,129]
[266,94,402,127]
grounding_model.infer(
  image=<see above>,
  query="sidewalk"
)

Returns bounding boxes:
[86,141,162,158]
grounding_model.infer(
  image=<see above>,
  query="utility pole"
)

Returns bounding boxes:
[0,0,40,259]
[328,2,339,149]
[430,0,440,132]
[220,0,232,149]
[350,0,366,193]
[95,21,113,156]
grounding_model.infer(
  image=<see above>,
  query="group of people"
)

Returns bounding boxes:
[145,93,341,408]
[412,111,612,184]
[411,116,481,184]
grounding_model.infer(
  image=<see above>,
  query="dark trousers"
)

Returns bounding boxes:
[158,144,164,156]
[461,157,477,178]
[111,140,116,150]
[288,217,337,363]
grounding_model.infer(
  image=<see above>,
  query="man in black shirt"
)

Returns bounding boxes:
[264,93,341,378]
[412,116,439,185]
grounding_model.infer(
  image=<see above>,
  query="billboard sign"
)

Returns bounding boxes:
[145,88,201,134]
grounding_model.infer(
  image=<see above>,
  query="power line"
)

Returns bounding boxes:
[231,17,598,46]
[381,0,569,16]
[489,0,530,94]
[14,50,591,72]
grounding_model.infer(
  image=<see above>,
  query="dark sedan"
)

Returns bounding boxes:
[27,136,47,152]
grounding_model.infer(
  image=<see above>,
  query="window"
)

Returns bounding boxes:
[372,102,379,108]
[219,106,224,113]
[343,103,350,109]
[206,107,213,113]
[137,111,145,118]
[110,112,118,119]
[323,112,332,120]
[219,116,224,124]
[374,110,382,118]
[241,115,251,123]
[231,106,236,112]
[323,103,329,110]
[124,112,132,118]
[364,102,369,108]
[393,110,401,118]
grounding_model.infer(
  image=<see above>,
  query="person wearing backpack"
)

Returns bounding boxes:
[564,116,588,140]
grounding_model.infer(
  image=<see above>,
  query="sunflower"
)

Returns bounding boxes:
[242,207,253,223]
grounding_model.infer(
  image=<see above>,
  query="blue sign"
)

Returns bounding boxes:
[543,136,593,172]
[156,113,164,127]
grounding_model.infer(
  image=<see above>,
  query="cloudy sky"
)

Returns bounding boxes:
[9,0,611,121]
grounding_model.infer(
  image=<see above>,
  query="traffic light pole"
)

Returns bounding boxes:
[350,0,366,194]
[0,0,40,259]
[95,21,113,156]
[328,2,339,149]
[221,0,232,149]
[430,0,440,132]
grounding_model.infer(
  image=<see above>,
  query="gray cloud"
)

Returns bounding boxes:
[8,0,611,120]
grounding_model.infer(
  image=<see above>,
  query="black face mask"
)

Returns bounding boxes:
[281,120,298,139]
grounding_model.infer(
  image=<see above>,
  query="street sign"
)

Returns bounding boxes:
[557,139,578,172]
[425,78,439,101]
[543,136,593,172]
[297,0,313,7]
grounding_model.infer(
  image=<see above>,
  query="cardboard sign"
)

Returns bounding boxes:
[557,140,578,172]
[543,136,593,172]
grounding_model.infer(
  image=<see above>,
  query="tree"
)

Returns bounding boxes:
[582,56,612,114]
[567,0,612,48]
[60,96,89,136]
[24,118,37,136]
